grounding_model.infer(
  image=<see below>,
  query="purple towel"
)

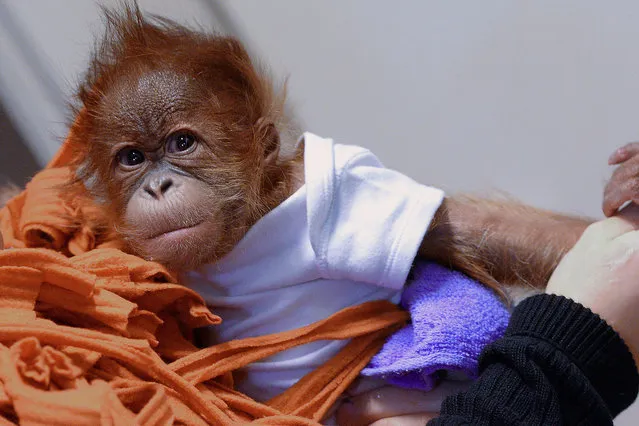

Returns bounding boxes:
[360,261,510,390]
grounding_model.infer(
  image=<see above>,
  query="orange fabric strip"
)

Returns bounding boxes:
[0,115,407,424]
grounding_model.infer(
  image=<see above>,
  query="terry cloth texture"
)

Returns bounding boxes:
[362,261,509,389]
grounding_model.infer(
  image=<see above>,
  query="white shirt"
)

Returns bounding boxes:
[181,132,445,401]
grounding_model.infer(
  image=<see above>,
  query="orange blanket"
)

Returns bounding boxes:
[0,128,408,425]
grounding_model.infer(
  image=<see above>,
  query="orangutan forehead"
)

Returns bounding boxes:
[107,69,189,117]
[96,69,207,138]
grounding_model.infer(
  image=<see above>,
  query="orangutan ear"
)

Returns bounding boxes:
[256,118,280,165]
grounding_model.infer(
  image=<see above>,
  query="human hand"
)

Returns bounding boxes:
[546,204,639,366]
[335,380,469,426]
[604,142,639,216]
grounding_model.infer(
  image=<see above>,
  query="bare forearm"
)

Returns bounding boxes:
[418,195,592,292]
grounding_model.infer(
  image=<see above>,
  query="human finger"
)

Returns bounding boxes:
[608,142,639,165]
[369,413,438,426]
[336,381,469,426]
[603,156,639,216]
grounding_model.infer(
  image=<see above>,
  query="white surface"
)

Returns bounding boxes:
[1,0,638,422]
[182,132,443,401]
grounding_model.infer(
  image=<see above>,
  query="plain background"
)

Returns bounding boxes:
[1,1,637,423]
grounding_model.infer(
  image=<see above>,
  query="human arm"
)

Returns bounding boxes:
[428,294,637,425]
[431,208,639,425]
[338,209,639,426]
[338,294,638,426]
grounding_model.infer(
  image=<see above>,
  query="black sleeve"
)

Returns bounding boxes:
[427,294,639,426]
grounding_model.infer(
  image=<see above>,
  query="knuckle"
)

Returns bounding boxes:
[615,156,639,179]
[602,187,620,208]
[602,194,615,211]
[618,142,639,159]
[605,172,639,205]
[614,168,635,187]
[606,174,625,197]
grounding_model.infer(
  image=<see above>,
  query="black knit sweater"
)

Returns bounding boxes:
[428,294,639,425]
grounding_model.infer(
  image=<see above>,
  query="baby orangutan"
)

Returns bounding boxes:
[67,5,592,425]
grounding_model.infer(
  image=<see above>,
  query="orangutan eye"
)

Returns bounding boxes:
[117,147,145,166]
[166,132,197,153]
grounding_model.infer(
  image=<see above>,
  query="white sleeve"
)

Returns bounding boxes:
[304,134,445,290]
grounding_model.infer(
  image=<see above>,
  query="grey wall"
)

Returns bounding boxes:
[1,1,638,422]
[0,0,227,165]
[4,0,638,219]
[0,103,39,186]
[220,1,639,220]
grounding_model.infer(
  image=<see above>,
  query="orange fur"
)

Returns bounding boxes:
[420,194,591,300]
[65,4,300,269]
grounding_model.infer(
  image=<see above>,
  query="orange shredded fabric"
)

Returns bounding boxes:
[0,127,409,425]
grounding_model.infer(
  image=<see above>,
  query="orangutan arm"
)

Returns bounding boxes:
[418,195,593,291]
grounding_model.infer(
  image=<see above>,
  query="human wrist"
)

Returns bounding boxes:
[508,294,638,416]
